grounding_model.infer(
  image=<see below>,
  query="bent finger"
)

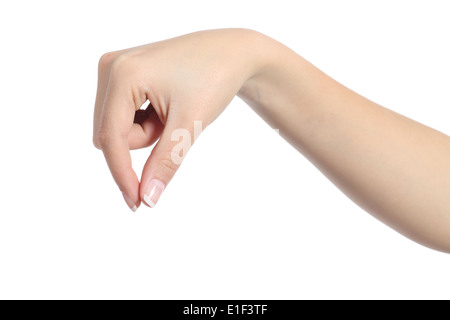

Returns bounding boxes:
[129,107,164,150]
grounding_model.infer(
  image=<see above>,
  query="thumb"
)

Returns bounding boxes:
[140,119,201,207]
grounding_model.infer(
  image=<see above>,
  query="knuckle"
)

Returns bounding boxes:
[98,51,118,70]
[110,53,135,75]
[93,129,111,149]
[92,135,101,149]
[159,156,180,175]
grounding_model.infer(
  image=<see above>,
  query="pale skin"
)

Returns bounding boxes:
[93,29,450,253]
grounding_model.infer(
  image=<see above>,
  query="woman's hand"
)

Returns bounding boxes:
[93,28,450,252]
[93,29,262,210]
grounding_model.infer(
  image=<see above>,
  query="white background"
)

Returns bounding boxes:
[0,0,449,299]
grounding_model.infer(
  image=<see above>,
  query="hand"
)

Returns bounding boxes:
[93,28,450,252]
[93,29,262,210]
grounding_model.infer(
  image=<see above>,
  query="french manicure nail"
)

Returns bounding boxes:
[143,179,165,208]
[122,192,137,212]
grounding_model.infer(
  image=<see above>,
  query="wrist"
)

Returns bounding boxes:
[236,30,315,136]
[236,29,272,98]
[237,30,288,109]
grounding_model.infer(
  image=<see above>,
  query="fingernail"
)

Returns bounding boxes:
[143,179,165,208]
[122,192,137,212]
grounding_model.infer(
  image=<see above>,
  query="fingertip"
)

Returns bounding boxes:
[122,189,141,212]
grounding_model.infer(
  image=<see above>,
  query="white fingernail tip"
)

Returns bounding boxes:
[144,194,156,208]
[131,206,137,212]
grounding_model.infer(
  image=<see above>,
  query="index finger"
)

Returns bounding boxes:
[101,136,140,211]
[95,71,142,211]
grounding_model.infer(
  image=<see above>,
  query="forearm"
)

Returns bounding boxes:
[239,31,450,252]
